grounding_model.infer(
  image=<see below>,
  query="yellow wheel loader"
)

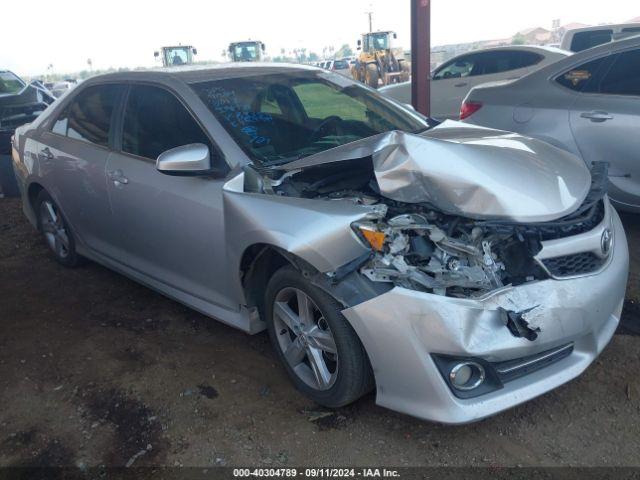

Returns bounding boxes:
[351,31,410,88]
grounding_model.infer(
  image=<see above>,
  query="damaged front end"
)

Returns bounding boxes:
[253,125,608,300]
[350,161,607,299]
[237,124,627,423]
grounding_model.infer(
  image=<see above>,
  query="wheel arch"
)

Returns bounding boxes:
[239,244,316,319]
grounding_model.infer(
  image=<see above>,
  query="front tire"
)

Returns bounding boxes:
[265,266,374,408]
[365,64,380,89]
[35,190,81,267]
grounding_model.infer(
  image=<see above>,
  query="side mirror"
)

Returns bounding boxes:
[357,40,362,46]
[156,143,223,177]
[154,51,159,58]
[262,44,266,51]
[393,33,398,39]
[192,48,198,55]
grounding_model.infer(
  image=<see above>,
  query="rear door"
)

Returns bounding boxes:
[105,83,235,308]
[39,84,124,254]
[569,48,640,209]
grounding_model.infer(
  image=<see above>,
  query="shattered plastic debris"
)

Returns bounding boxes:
[500,307,541,341]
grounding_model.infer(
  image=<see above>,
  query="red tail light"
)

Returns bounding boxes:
[460,101,483,120]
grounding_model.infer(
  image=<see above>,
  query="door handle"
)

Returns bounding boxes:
[580,111,613,122]
[108,169,129,185]
[41,147,54,161]
[454,82,468,88]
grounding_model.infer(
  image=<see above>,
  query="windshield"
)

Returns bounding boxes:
[371,33,390,50]
[0,71,25,95]
[164,47,191,66]
[191,71,428,166]
[232,44,259,61]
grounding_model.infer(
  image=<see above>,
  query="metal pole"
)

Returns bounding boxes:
[366,11,374,33]
[411,0,431,116]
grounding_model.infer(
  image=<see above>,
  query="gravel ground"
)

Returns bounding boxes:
[0,197,638,468]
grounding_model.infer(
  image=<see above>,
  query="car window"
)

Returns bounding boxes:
[0,71,25,94]
[622,27,640,33]
[334,60,349,69]
[433,55,475,80]
[191,71,427,166]
[517,51,545,69]
[570,30,613,52]
[258,88,284,115]
[294,82,368,122]
[599,49,640,96]
[52,84,122,148]
[555,56,609,93]
[122,85,213,161]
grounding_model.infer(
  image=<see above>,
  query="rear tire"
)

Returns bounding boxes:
[35,190,82,268]
[265,266,374,408]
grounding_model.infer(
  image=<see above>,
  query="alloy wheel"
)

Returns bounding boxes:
[272,287,339,391]
[39,200,70,259]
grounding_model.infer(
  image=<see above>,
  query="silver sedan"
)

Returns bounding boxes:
[461,36,640,213]
[11,64,628,424]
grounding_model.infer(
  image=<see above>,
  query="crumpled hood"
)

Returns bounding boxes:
[281,120,591,223]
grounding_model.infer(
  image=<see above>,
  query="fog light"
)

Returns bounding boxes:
[449,362,485,391]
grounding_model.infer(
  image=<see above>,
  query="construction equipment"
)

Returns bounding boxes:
[154,46,198,67]
[227,41,266,62]
[351,31,410,88]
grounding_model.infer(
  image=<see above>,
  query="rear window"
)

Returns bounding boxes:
[0,72,25,95]
[333,60,349,69]
[571,30,613,52]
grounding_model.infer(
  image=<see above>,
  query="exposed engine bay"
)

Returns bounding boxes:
[246,156,608,298]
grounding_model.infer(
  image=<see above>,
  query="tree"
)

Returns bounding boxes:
[308,52,320,62]
[511,33,526,45]
[336,43,354,59]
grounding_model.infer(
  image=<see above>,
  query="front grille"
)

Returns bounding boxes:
[542,252,606,277]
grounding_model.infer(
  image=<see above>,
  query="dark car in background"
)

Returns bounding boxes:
[0,70,55,196]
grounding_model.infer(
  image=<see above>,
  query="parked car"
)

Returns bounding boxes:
[461,36,640,213]
[330,59,351,77]
[379,46,570,119]
[50,79,78,98]
[561,23,640,52]
[1,70,55,196]
[11,64,628,424]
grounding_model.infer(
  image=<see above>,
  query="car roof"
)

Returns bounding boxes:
[550,33,640,68]
[83,63,319,85]
[564,23,640,34]
[444,45,571,62]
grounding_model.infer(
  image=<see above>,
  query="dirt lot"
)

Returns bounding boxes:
[0,197,638,468]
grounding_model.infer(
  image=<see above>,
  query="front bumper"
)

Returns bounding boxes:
[342,207,629,424]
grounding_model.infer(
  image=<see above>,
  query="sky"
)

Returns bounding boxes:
[2,0,638,76]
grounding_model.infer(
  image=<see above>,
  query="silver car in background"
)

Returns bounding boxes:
[11,64,628,424]
[462,36,640,213]
[380,46,570,120]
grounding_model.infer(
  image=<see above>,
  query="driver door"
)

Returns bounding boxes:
[105,84,236,309]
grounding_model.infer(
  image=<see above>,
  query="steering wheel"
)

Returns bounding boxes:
[309,116,344,143]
